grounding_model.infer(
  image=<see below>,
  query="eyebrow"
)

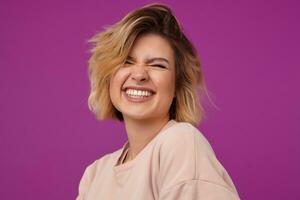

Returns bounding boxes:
[127,55,170,64]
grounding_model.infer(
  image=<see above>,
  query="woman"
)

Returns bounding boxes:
[76,3,240,200]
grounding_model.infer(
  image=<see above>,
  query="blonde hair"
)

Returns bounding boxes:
[87,3,208,125]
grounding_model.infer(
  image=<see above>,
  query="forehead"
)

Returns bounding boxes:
[128,33,175,63]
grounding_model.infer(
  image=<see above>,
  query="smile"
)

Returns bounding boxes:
[125,89,152,97]
[123,89,154,102]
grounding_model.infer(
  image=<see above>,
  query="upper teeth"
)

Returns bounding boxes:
[125,89,152,96]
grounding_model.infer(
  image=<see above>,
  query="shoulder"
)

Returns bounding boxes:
[157,122,239,196]
[157,122,217,189]
[83,147,122,174]
[160,121,215,156]
[78,148,122,186]
[79,153,111,182]
[76,153,113,198]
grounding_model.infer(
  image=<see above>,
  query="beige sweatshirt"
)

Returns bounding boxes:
[76,120,240,200]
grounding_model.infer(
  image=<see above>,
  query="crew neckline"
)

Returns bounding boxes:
[113,119,177,172]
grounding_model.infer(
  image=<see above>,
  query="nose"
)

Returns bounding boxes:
[130,65,149,82]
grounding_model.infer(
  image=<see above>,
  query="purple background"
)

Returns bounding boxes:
[1,0,299,199]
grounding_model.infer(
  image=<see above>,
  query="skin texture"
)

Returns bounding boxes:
[109,33,176,162]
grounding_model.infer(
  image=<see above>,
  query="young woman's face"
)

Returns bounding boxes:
[109,33,176,121]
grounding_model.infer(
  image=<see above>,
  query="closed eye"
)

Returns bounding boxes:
[125,60,133,64]
[152,64,167,69]
[125,60,166,69]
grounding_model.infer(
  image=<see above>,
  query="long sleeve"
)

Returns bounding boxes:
[157,123,240,199]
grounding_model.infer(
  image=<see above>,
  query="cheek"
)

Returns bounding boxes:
[109,74,124,110]
[152,72,176,94]
[109,69,128,92]
[109,78,115,97]
[109,77,121,104]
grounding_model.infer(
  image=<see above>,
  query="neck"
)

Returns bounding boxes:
[123,115,170,160]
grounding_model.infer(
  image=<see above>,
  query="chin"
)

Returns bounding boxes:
[122,110,156,120]
[125,113,152,120]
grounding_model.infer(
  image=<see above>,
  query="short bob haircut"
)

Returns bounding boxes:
[87,3,208,126]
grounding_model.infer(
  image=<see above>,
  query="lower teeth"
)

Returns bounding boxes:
[128,95,148,98]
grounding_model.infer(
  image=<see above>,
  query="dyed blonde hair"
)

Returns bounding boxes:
[87,3,208,125]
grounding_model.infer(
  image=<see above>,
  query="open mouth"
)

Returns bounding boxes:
[122,88,155,102]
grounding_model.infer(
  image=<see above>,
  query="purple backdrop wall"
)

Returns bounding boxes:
[1,0,299,199]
